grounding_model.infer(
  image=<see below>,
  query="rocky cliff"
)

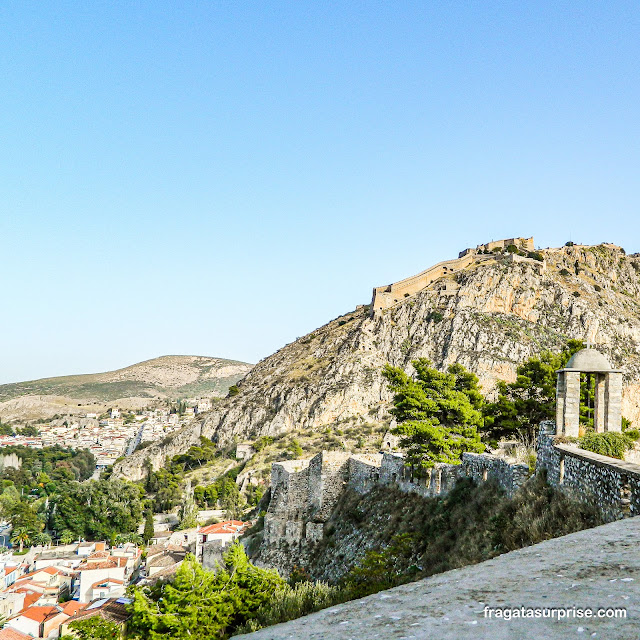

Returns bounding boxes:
[114,243,640,480]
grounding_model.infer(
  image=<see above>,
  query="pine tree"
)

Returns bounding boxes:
[383,359,485,469]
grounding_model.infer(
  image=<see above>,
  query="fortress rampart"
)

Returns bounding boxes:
[371,236,538,313]
[263,420,639,555]
[263,449,529,550]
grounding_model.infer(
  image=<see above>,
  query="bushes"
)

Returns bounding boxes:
[578,431,634,460]
[237,580,344,634]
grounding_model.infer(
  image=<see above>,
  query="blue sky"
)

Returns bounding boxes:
[1,1,639,384]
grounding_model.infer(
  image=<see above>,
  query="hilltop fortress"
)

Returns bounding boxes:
[371,236,538,312]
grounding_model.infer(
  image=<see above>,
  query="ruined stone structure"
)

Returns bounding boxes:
[263,449,529,550]
[462,236,535,256]
[371,236,540,313]
[556,348,623,437]
[536,345,638,521]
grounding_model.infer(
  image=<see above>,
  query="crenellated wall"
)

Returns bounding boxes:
[262,449,529,551]
[371,237,539,313]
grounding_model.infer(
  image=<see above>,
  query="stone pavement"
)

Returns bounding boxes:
[235,517,640,640]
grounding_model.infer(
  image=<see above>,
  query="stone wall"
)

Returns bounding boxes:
[371,252,478,313]
[462,452,530,498]
[371,237,539,313]
[262,448,530,554]
[536,422,640,522]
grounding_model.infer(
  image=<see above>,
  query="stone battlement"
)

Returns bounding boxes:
[371,237,537,313]
[263,449,529,549]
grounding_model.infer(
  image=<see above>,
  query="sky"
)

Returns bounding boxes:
[1,0,639,384]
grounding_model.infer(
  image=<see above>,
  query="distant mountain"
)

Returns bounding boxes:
[0,356,253,422]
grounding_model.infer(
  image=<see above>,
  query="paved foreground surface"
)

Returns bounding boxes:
[236,517,640,639]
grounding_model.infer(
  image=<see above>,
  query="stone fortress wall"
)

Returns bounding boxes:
[536,421,640,522]
[371,236,538,313]
[263,449,529,549]
[264,425,640,553]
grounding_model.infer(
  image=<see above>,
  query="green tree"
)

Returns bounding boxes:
[10,527,31,553]
[0,422,14,436]
[143,509,155,545]
[50,479,145,540]
[127,546,284,639]
[482,340,586,442]
[383,359,485,469]
[17,425,40,437]
[59,529,75,545]
[66,616,120,639]
[7,501,43,536]
[32,532,52,547]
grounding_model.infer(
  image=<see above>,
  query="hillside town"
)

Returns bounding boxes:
[0,400,214,470]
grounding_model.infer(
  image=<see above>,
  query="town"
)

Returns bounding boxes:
[0,399,214,470]
[0,515,249,638]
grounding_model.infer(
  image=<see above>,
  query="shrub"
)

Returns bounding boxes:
[227,385,240,397]
[253,436,274,451]
[594,284,602,291]
[572,291,581,297]
[579,431,633,459]
[237,580,343,634]
[527,251,544,262]
[559,268,570,276]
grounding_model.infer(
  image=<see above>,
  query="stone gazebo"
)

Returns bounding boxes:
[555,347,623,437]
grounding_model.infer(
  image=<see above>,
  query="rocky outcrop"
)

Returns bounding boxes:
[115,243,640,481]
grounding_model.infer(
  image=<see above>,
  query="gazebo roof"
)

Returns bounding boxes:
[559,348,621,373]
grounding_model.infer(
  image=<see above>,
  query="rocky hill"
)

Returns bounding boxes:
[114,242,640,481]
[0,355,252,423]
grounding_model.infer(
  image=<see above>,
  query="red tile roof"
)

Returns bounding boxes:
[61,601,85,616]
[17,605,56,623]
[0,628,31,640]
[22,566,60,579]
[91,578,124,588]
[14,589,43,610]
[198,520,248,535]
[79,557,127,570]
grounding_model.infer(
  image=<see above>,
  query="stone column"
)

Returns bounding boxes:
[594,373,606,433]
[604,371,623,432]
[562,371,581,437]
[556,372,566,431]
